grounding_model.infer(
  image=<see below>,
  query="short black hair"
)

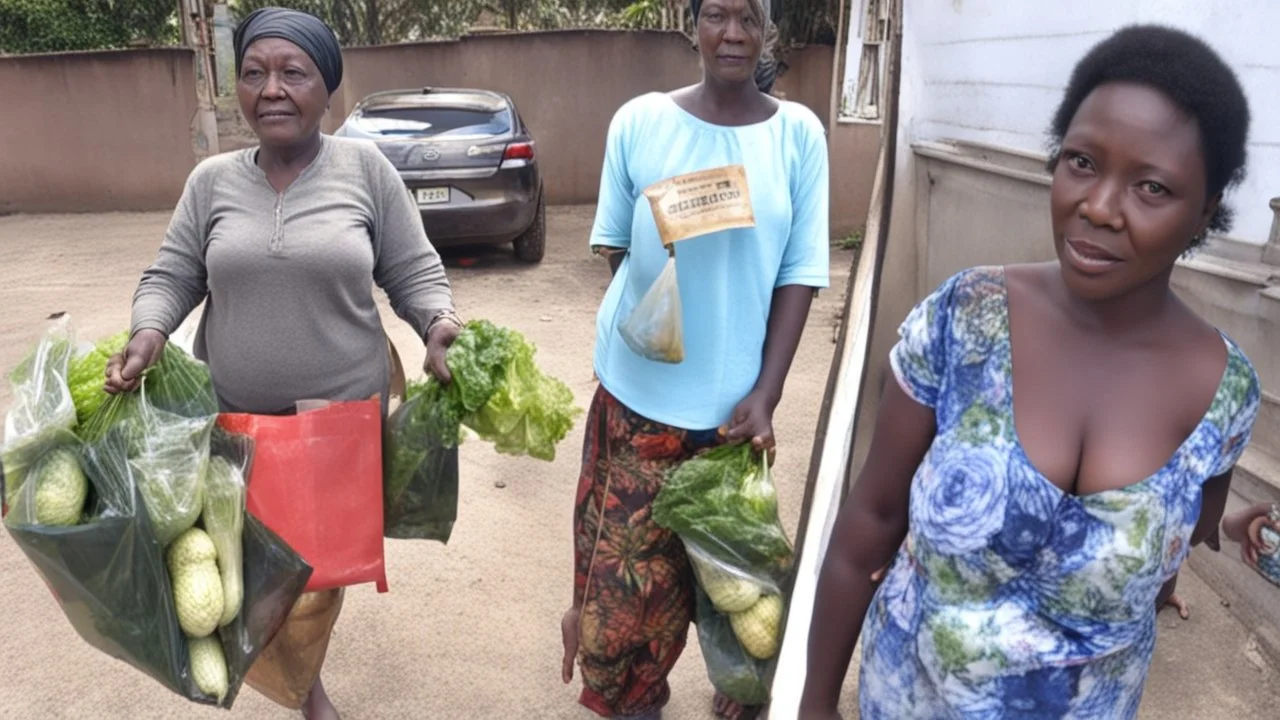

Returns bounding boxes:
[1046,24,1250,239]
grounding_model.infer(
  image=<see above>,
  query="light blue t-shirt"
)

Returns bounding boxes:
[590,92,831,430]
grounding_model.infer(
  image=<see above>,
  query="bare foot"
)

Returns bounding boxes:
[561,605,581,684]
[302,677,340,720]
[1163,591,1190,620]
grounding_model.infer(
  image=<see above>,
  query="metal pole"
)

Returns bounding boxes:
[180,0,221,159]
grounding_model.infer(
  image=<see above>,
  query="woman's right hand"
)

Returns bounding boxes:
[1223,503,1280,569]
[1241,512,1280,569]
[104,329,167,394]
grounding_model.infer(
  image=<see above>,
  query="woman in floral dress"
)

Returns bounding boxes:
[799,25,1261,719]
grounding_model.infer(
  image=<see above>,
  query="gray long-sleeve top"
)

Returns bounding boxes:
[131,135,455,414]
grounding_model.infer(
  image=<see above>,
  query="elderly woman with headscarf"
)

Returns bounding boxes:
[103,7,461,719]
[559,1,830,718]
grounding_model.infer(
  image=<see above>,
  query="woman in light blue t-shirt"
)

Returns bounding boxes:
[558,1,830,718]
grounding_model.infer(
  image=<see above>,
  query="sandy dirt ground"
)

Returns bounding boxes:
[0,206,1275,719]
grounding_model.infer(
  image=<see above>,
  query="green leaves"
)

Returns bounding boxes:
[0,0,178,54]
[652,443,794,580]
[402,319,580,462]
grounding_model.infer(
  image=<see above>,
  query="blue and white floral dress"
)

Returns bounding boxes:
[858,266,1261,719]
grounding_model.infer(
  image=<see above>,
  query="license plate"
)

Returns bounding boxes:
[415,187,449,205]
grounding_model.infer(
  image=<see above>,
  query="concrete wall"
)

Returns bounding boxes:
[319,30,877,226]
[828,120,882,237]
[0,49,200,214]
[0,31,880,233]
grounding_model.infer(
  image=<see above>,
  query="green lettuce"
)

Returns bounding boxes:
[410,319,580,461]
[652,443,794,581]
[381,320,577,539]
[67,331,129,426]
[67,332,216,429]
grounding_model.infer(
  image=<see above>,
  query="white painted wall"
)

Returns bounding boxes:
[866,0,1280,245]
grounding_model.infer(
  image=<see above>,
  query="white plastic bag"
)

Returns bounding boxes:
[1,316,79,510]
[619,254,685,364]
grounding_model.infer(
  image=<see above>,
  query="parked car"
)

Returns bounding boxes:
[335,87,546,263]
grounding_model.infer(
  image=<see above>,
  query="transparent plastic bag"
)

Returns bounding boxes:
[81,377,215,547]
[653,443,794,590]
[205,428,251,627]
[4,430,88,527]
[1,316,79,511]
[654,443,792,689]
[619,253,685,364]
[693,584,772,706]
[3,426,313,709]
[382,391,460,542]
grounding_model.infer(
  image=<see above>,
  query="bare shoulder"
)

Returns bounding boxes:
[1004,262,1073,321]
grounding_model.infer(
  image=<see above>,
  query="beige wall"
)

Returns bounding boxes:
[828,121,881,237]
[0,49,199,214]
[324,31,876,221]
[0,31,879,232]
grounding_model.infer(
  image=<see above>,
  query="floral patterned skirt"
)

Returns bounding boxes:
[572,385,752,719]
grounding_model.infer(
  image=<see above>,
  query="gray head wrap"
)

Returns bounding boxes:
[233,7,344,94]
[690,0,773,20]
[689,0,778,93]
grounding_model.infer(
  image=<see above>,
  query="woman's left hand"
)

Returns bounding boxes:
[723,389,779,454]
[425,318,462,384]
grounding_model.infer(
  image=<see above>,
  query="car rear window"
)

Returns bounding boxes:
[351,106,513,139]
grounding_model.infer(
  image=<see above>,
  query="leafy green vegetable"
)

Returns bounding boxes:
[144,343,218,419]
[75,341,216,547]
[412,319,580,461]
[460,322,580,462]
[381,320,579,538]
[652,443,794,581]
[382,385,459,542]
[69,333,217,437]
[67,331,129,426]
[2,317,78,506]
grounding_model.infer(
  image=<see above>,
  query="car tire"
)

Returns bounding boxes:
[513,191,546,264]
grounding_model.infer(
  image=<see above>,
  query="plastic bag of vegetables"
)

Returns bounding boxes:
[382,379,460,542]
[1,316,80,513]
[693,583,773,706]
[382,320,580,539]
[653,443,794,590]
[67,331,218,426]
[3,425,313,709]
[619,249,685,364]
[79,377,215,547]
[653,443,793,701]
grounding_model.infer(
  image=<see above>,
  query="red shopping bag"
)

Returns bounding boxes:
[218,399,389,594]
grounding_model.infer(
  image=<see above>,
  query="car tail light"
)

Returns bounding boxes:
[500,142,535,170]
[503,142,534,161]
